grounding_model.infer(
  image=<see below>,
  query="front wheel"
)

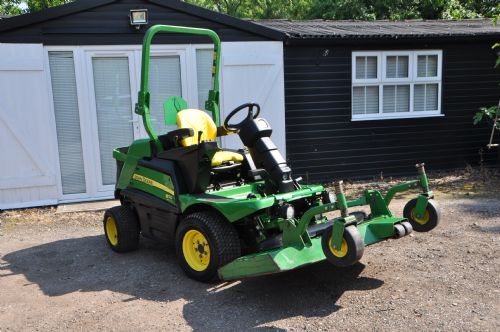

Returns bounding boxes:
[322,225,364,267]
[175,211,241,282]
[403,198,440,232]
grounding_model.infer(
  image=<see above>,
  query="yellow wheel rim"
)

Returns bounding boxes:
[182,230,211,272]
[411,208,430,225]
[105,216,118,246]
[329,237,348,258]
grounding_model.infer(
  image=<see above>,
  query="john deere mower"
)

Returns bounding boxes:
[103,25,440,282]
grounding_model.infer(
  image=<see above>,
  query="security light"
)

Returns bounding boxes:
[130,9,148,29]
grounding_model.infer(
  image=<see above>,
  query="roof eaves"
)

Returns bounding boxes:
[148,0,285,41]
[0,0,115,33]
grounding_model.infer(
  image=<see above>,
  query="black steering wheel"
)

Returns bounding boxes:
[224,103,261,131]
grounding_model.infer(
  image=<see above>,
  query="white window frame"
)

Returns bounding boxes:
[352,50,443,121]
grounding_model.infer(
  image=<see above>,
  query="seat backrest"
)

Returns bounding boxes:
[176,109,217,146]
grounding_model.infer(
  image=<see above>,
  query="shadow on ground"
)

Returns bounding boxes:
[1,236,383,331]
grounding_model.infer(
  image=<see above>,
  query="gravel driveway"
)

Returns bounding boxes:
[0,197,499,331]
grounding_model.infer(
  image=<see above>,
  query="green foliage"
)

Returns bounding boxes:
[0,0,73,15]
[0,0,23,15]
[2,0,499,20]
[473,105,499,129]
[473,42,499,133]
[25,0,73,13]
[187,0,500,20]
[186,0,312,19]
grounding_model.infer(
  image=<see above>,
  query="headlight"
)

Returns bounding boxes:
[279,204,295,219]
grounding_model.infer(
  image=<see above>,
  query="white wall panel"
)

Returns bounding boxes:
[0,44,58,209]
[219,41,286,156]
[0,43,44,70]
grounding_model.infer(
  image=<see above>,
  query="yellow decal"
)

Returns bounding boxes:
[132,174,175,196]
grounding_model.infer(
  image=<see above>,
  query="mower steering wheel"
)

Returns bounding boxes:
[224,103,261,131]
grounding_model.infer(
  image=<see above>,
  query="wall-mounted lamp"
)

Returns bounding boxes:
[129,9,148,30]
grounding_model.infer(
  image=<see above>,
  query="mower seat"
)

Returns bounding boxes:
[176,109,244,167]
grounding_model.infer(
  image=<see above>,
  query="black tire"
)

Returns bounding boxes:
[103,205,140,253]
[322,225,364,267]
[403,198,440,232]
[175,211,241,282]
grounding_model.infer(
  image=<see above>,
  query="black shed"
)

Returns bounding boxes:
[257,19,500,181]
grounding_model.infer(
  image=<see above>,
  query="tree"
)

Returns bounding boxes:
[0,0,73,16]
[187,0,500,20]
[0,0,23,16]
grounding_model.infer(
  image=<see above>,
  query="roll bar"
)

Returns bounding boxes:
[134,25,222,151]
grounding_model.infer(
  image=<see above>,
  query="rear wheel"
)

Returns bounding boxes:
[175,211,241,282]
[403,199,440,232]
[322,225,364,267]
[103,205,140,253]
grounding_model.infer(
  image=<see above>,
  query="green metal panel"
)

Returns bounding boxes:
[114,139,152,190]
[179,183,324,222]
[129,166,176,205]
[357,216,403,245]
[163,96,188,126]
[218,237,327,280]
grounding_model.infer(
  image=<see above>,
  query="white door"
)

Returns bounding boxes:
[86,52,141,193]
[219,42,287,156]
[84,50,188,196]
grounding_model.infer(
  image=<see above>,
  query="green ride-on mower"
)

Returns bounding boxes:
[103,25,440,282]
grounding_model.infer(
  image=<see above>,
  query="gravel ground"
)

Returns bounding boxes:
[0,196,499,331]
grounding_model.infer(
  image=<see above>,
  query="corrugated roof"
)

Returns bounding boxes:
[255,19,500,40]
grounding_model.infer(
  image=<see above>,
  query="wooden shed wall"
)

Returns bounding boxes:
[284,40,499,181]
[0,0,271,44]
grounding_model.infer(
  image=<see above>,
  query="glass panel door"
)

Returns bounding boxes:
[148,55,182,135]
[48,51,86,195]
[89,54,138,189]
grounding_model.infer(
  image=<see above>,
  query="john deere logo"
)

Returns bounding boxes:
[132,174,175,196]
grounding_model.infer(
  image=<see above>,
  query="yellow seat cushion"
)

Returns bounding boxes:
[176,109,244,167]
[211,150,244,167]
[176,109,217,147]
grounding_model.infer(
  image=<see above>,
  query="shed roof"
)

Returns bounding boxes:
[0,0,282,39]
[256,19,500,41]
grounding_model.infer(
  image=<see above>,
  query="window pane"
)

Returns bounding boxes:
[92,57,134,186]
[353,86,379,115]
[427,55,438,77]
[386,56,408,79]
[396,85,410,112]
[426,83,438,110]
[355,57,365,79]
[386,56,397,78]
[366,57,377,79]
[414,83,438,112]
[352,87,365,114]
[383,85,409,113]
[383,85,396,113]
[149,56,182,135]
[417,56,427,77]
[417,55,438,78]
[196,49,213,109]
[355,56,377,79]
[49,51,86,195]
[414,84,425,111]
